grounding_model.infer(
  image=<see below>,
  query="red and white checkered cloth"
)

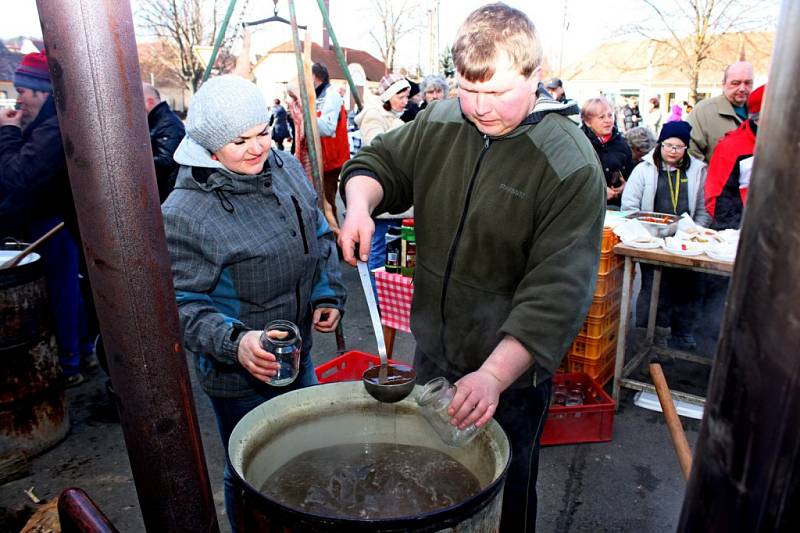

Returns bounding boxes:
[374,269,414,333]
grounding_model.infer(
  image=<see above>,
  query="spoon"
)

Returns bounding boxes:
[356,261,416,403]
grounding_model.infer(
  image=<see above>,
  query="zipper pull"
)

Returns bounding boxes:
[483,135,490,149]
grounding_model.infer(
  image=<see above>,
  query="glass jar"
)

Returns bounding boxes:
[259,320,302,387]
[416,377,482,447]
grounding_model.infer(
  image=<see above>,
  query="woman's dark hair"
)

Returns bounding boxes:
[311,63,329,85]
[654,142,692,172]
[383,100,392,111]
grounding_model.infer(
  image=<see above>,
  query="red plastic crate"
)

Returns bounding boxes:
[315,350,403,383]
[541,372,615,446]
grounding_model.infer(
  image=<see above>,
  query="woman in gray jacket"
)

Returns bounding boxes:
[162,75,346,530]
[621,121,707,350]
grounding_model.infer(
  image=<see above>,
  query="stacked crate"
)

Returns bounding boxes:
[565,226,624,385]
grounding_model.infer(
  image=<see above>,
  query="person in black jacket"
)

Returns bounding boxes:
[581,96,634,207]
[0,51,95,386]
[268,98,290,151]
[143,83,185,203]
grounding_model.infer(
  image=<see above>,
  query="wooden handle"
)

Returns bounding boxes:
[649,362,693,480]
[1,222,65,269]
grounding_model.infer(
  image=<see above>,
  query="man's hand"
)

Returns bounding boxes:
[448,368,502,429]
[338,207,375,266]
[0,108,22,128]
[236,330,280,382]
[313,307,341,332]
[606,186,617,200]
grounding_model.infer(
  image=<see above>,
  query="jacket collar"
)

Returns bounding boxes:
[23,94,57,136]
[712,94,743,124]
[175,152,275,194]
[147,100,170,128]
[462,84,580,140]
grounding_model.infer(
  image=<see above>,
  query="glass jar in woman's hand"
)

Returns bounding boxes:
[260,320,302,386]
[416,377,483,447]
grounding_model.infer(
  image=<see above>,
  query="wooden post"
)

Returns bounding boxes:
[678,1,800,530]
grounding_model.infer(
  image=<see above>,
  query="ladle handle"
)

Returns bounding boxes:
[357,261,388,363]
[1,222,65,269]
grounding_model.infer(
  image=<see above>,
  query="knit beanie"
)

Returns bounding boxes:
[748,84,766,115]
[658,120,692,147]
[185,75,269,152]
[378,73,410,103]
[13,51,52,92]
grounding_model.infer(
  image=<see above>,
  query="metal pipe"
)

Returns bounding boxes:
[34,1,219,531]
[678,0,800,529]
[316,0,364,112]
[58,488,119,533]
[202,0,240,83]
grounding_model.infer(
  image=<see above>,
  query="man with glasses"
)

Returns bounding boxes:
[688,61,754,162]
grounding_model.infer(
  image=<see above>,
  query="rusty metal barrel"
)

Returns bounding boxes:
[0,244,69,461]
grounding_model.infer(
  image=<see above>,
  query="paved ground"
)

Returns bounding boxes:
[0,261,706,532]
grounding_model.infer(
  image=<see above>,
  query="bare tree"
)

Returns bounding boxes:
[635,0,778,104]
[367,0,424,73]
[137,0,238,92]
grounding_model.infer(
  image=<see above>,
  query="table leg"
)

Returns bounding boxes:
[613,257,634,405]
[383,325,396,357]
[645,266,663,343]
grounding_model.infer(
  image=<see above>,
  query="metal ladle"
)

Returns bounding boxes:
[357,261,416,403]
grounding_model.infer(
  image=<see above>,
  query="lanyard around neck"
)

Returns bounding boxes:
[666,168,681,213]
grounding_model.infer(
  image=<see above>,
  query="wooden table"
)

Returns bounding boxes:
[612,243,733,407]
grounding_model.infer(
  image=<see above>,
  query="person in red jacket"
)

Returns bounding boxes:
[705,84,765,229]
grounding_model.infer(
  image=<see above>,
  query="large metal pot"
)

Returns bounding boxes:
[229,381,510,532]
[0,246,69,462]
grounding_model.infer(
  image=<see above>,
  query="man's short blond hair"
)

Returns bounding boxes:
[452,3,542,82]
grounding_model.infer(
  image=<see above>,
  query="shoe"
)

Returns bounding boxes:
[64,373,86,388]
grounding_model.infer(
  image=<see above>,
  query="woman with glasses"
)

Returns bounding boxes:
[581,97,634,207]
[621,120,709,350]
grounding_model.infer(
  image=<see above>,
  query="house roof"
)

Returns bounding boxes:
[0,41,23,83]
[254,41,386,82]
[561,31,773,86]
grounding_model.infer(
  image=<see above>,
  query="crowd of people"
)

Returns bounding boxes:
[0,2,769,531]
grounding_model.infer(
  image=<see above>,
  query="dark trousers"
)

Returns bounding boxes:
[29,217,94,375]
[414,349,552,532]
[636,264,700,337]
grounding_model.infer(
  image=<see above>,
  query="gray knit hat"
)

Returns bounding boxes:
[173,75,269,167]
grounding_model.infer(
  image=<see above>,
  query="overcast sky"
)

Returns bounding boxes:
[3,0,781,74]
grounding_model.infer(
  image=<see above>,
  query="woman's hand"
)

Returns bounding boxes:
[313,308,341,333]
[237,330,280,382]
[607,186,617,200]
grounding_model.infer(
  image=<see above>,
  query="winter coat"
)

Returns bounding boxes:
[341,95,605,387]
[621,150,711,227]
[147,100,185,203]
[0,95,76,238]
[162,150,346,397]
[687,94,744,163]
[581,124,634,206]
[269,104,290,141]
[705,119,757,229]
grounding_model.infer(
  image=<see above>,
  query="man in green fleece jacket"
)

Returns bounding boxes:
[339,4,605,531]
